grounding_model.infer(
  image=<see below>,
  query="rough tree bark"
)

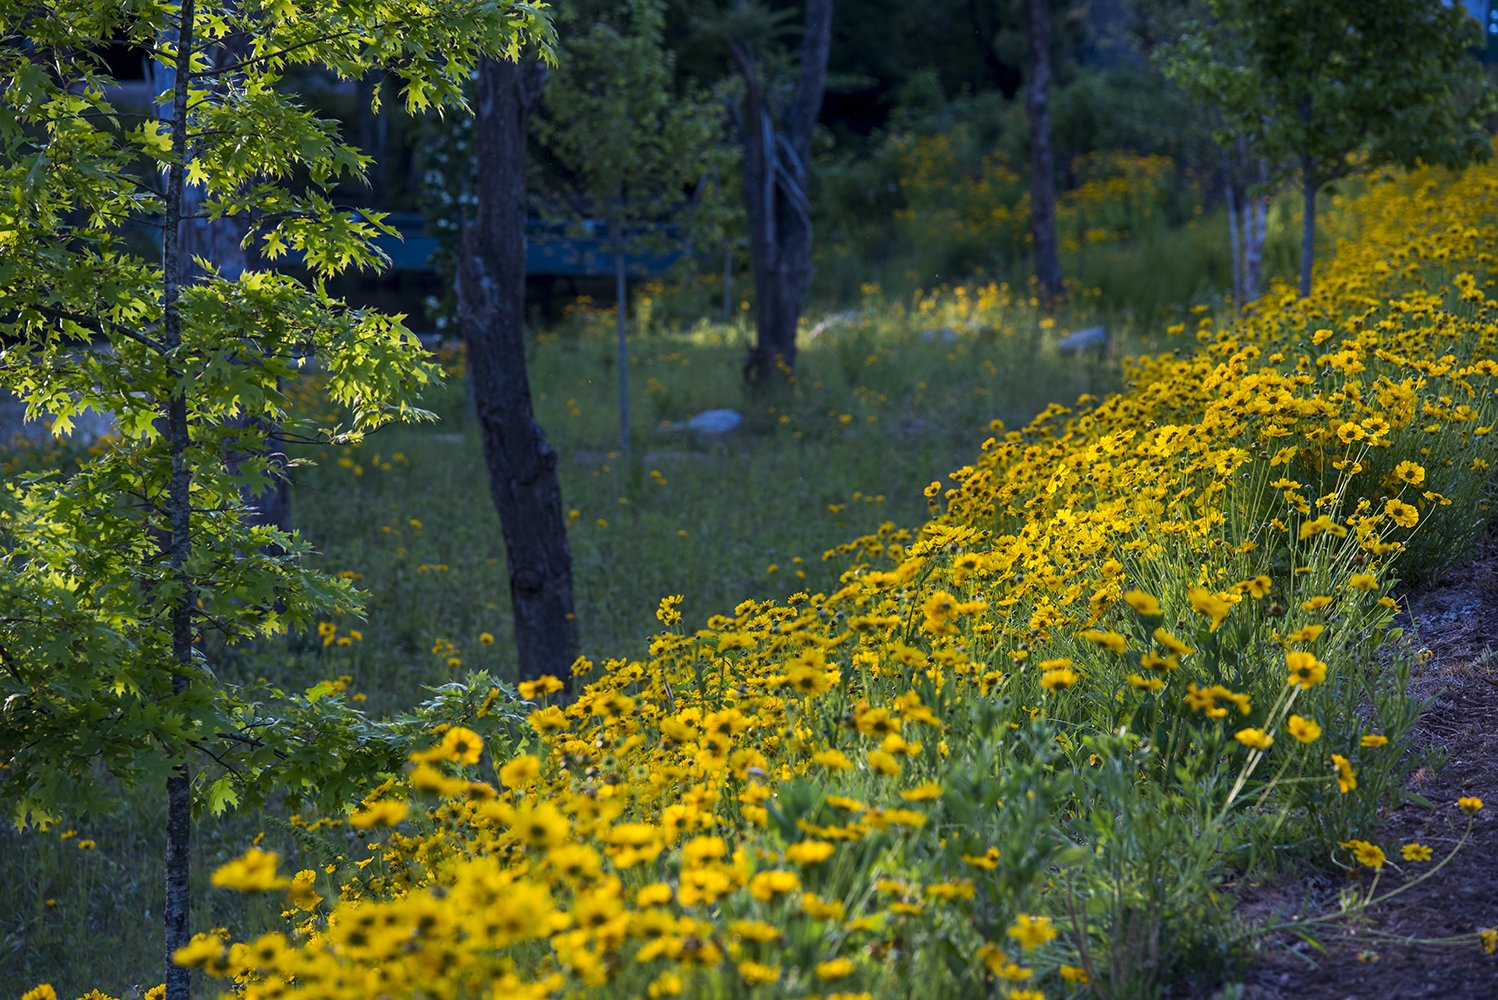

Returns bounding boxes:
[458,56,580,685]
[730,0,833,387]
[1026,0,1062,302]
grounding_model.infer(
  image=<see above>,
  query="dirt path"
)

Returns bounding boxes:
[1222,530,1498,999]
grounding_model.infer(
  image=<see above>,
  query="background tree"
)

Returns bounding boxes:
[457,51,580,686]
[0,2,550,996]
[1026,0,1062,302]
[720,0,833,386]
[535,0,729,453]
[1161,0,1493,297]
[1221,137,1269,303]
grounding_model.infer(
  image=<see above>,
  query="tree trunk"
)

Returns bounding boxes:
[1300,158,1316,297]
[1026,0,1062,302]
[737,77,781,385]
[1226,138,1267,306]
[614,245,629,454]
[163,761,192,1000]
[1225,170,1243,303]
[732,0,832,387]
[158,4,197,998]
[459,56,579,686]
[1243,182,1265,302]
[722,244,733,321]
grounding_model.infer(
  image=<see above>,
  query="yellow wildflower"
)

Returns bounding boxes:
[1332,754,1358,793]
[1401,843,1433,862]
[1188,587,1233,630]
[348,799,407,829]
[1286,651,1327,688]
[749,870,800,901]
[1040,666,1079,692]
[1006,913,1058,950]
[1234,728,1274,750]
[785,840,837,865]
[172,933,225,968]
[1340,839,1385,869]
[816,958,855,981]
[1385,498,1419,528]
[1079,629,1127,653]
[1287,715,1322,744]
[1123,589,1162,616]
[499,754,542,788]
[210,848,289,892]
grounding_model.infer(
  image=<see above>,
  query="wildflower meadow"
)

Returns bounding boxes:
[30,154,1485,1000]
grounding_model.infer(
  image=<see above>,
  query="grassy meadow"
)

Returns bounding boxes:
[0,249,1155,999]
[5,154,1497,999]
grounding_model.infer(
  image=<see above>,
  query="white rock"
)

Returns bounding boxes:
[806,310,863,342]
[1057,326,1109,355]
[683,408,744,435]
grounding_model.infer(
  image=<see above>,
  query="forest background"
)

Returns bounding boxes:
[2,0,1496,997]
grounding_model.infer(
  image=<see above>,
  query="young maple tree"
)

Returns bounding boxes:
[535,0,728,453]
[0,1,551,995]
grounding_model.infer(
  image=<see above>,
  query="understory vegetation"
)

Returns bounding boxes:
[9,148,1496,998]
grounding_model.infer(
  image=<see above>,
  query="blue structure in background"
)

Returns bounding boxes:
[372,213,682,279]
[1461,0,1498,60]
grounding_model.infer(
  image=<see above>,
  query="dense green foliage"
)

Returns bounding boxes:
[3,2,1497,997]
[0,0,553,944]
[1160,0,1493,293]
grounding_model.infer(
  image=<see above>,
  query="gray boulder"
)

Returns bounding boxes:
[682,408,744,435]
[1057,326,1109,356]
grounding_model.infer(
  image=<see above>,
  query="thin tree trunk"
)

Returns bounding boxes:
[722,244,733,321]
[164,762,192,999]
[736,77,779,385]
[1300,159,1316,297]
[159,4,197,997]
[459,56,579,686]
[732,0,832,387]
[1225,136,1267,306]
[1242,187,1264,301]
[614,245,629,454]
[1026,0,1062,302]
[1225,170,1243,303]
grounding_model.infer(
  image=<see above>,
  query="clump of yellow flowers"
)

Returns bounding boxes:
[182,156,1496,997]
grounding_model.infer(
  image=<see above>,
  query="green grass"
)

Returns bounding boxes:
[0,221,1228,998]
[287,292,1146,709]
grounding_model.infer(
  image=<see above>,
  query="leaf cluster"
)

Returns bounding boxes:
[533,0,733,252]
[0,0,552,826]
[1157,0,1494,188]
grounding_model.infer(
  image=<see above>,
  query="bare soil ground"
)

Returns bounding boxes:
[1213,528,1498,999]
